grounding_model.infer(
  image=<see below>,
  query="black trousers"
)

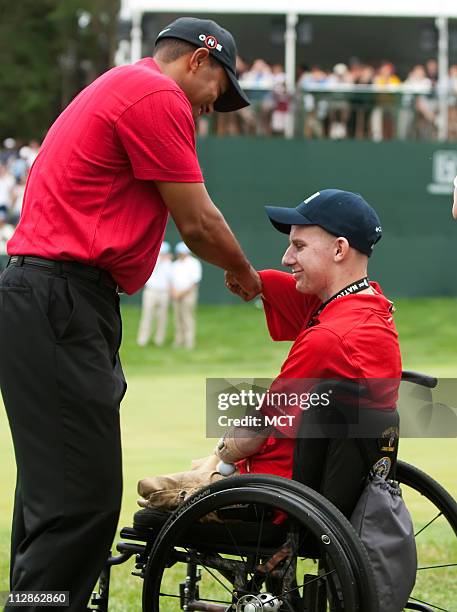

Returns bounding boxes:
[0,263,126,611]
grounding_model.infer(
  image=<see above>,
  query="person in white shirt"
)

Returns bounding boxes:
[171,242,202,349]
[0,164,15,213]
[8,170,28,225]
[137,241,172,347]
[0,209,15,259]
[453,175,457,220]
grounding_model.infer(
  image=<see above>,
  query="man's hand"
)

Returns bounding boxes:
[225,267,262,301]
[215,426,269,463]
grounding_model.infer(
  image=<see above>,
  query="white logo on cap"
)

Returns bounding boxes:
[375,226,382,232]
[304,192,320,204]
[157,27,171,37]
[199,33,223,52]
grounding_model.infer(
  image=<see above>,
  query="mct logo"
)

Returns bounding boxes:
[427,150,457,195]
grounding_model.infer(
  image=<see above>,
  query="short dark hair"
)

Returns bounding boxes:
[154,38,218,66]
[154,38,197,62]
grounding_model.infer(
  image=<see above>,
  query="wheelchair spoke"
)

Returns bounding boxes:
[197,596,232,605]
[252,505,265,573]
[185,550,239,601]
[414,512,443,538]
[397,462,457,609]
[261,568,336,602]
[276,525,305,583]
[142,483,365,611]
[221,520,247,565]
[408,596,451,612]
[417,563,457,570]
[251,540,293,585]
[287,568,336,597]
[159,592,232,605]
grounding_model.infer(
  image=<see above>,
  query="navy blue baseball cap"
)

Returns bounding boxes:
[265,189,382,256]
[155,17,250,113]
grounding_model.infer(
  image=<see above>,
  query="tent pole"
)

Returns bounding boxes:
[131,10,143,63]
[436,15,449,142]
[285,12,298,139]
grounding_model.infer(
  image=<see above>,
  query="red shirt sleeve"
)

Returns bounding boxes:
[261,327,357,437]
[259,269,320,341]
[115,89,204,182]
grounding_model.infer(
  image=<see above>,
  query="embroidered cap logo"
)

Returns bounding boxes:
[205,35,218,49]
[199,33,223,52]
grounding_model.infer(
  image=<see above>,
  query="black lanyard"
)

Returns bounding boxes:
[306,277,370,328]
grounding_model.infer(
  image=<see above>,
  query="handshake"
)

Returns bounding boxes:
[225,266,262,302]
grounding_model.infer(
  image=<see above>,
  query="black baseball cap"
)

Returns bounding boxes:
[155,17,250,113]
[265,189,382,256]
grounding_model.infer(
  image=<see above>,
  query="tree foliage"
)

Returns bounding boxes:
[0,0,121,141]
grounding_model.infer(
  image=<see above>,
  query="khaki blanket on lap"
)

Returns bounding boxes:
[137,454,238,511]
[137,427,267,511]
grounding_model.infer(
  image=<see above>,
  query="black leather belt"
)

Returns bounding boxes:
[7,255,119,292]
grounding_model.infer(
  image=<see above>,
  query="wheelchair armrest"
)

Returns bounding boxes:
[401,370,437,389]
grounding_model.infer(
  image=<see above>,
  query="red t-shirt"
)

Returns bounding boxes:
[238,270,402,478]
[8,58,203,294]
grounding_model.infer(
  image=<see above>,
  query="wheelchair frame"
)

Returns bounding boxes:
[90,372,457,612]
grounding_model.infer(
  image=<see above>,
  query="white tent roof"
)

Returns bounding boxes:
[124,0,457,18]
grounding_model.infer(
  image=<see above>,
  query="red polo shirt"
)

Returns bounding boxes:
[238,269,402,478]
[8,58,203,294]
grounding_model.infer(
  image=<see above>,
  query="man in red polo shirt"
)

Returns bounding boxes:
[0,17,261,611]
[220,189,402,487]
[138,190,402,519]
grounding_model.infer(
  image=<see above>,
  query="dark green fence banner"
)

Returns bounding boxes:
[1,139,456,303]
[164,138,457,303]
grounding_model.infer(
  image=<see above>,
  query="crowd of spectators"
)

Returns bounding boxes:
[0,59,455,240]
[201,58,457,141]
[0,139,40,260]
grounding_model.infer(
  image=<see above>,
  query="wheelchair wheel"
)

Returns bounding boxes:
[204,474,378,611]
[142,476,379,612]
[397,461,457,611]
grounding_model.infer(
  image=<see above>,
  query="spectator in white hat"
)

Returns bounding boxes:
[171,242,202,349]
[137,241,173,347]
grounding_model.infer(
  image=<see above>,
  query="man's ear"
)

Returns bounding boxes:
[189,47,211,73]
[334,237,349,261]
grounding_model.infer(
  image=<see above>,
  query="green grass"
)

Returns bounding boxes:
[1,299,457,609]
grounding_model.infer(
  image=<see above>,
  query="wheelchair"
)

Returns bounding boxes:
[91,371,457,611]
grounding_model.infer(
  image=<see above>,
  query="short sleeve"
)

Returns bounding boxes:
[115,90,204,182]
[259,270,321,341]
[192,259,202,283]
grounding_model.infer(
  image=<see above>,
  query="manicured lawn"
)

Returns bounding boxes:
[1,300,456,609]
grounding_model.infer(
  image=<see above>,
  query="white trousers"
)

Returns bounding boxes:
[137,288,170,346]
[173,287,198,349]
